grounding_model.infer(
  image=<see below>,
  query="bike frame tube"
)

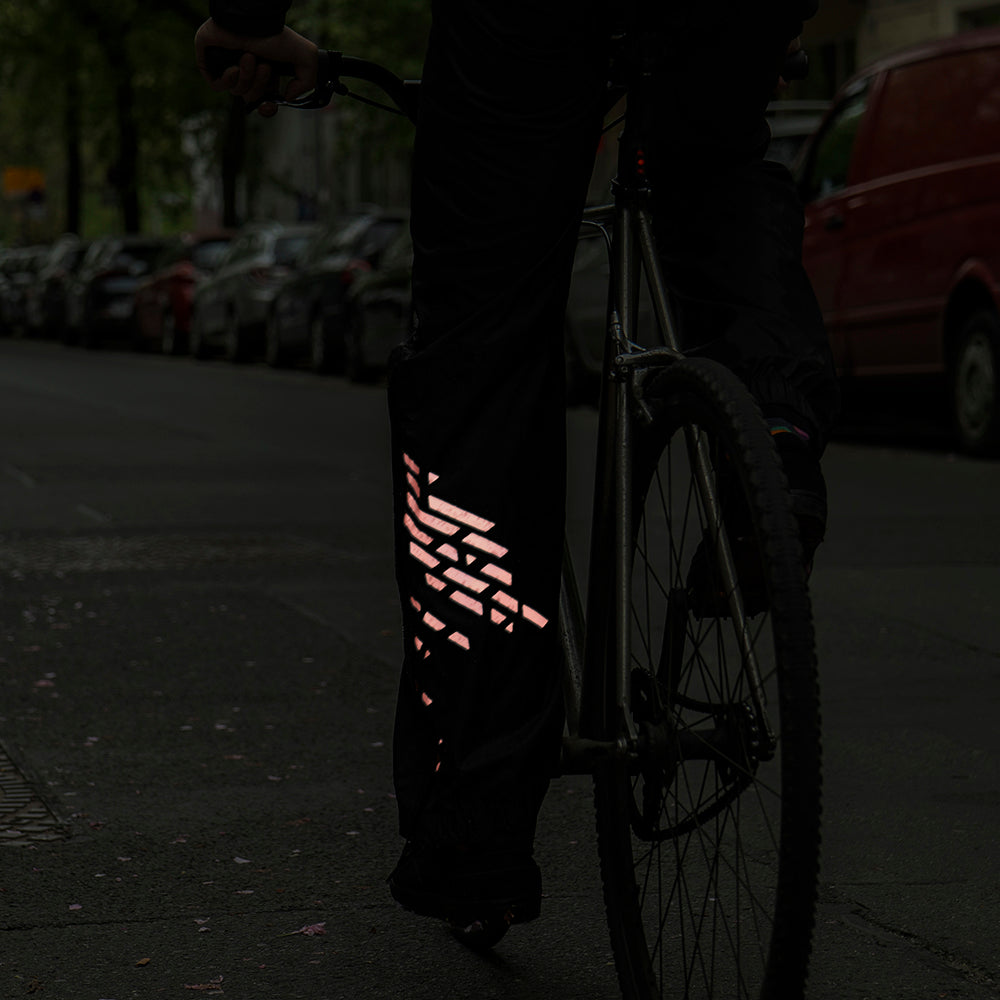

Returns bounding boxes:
[612,201,639,746]
[562,26,774,763]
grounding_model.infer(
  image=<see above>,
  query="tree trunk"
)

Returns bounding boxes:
[221,97,245,227]
[115,68,141,232]
[64,69,82,235]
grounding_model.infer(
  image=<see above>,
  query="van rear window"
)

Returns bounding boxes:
[868,48,1000,176]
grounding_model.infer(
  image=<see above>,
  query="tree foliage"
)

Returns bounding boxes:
[0,0,428,241]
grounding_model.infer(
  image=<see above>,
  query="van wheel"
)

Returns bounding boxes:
[952,309,1000,455]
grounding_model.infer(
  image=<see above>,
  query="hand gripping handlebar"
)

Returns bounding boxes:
[205,43,806,122]
[204,46,419,121]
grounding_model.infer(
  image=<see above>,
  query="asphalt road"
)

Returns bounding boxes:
[0,337,997,1000]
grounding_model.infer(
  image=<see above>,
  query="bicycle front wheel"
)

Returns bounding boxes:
[595,358,821,1000]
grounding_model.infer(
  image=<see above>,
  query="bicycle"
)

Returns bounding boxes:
[210,30,823,1000]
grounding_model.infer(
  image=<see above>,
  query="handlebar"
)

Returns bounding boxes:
[205,43,807,122]
[204,46,419,122]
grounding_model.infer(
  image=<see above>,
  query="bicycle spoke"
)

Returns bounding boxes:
[594,359,820,1000]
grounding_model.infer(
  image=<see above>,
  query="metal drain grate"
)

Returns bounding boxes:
[0,744,68,845]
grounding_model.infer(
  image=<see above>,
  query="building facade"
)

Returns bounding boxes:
[804,0,1000,96]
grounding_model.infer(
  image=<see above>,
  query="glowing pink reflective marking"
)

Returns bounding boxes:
[436,544,459,562]
[428,496,495,532]
[491,609,506,625]
[408,493,459,536]
[506,622,514,633]
[493,590,518,613]
[425,573,446,591]
[404,513,434,546]
[448,631,470,650]
[422,612,446,632]
[522,604,549,629]
[404,453,420,475]
[410,541,439,569]
[449,590,484,616]
[406,472,420,497]
[421,691,433,706]
[424,649,431,659]
[444,567,489,594]
[410,596,422,612]
[414,636,423,651]
[482,563,513,586]
[428,472,440,484]
[464,533,508,558]
[465,555,477,566]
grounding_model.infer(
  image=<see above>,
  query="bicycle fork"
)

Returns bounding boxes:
[562,197,777,773]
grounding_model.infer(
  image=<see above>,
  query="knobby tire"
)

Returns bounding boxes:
[594,357,821,1000]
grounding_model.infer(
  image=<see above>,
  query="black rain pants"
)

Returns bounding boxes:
[387,0,838,851]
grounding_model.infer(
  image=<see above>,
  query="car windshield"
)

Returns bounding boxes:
[191,239,231,272]
[274,235,312,266]
[113,243,164,274]
[65,246,87,271]
[364,220,404,254]
[329,217,372,251]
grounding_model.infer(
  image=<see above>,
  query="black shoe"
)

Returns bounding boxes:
[388,842,542,928]
[771,429,827,572]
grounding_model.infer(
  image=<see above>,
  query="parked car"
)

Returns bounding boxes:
[189,221,319,362]
[797,27,1000,454]
[343,227,413,382]
[265,210,408,372]
[25,234,88,338]
[0,245,49,336]
[765,99,830,168]
[64,235,170,347]
[133,230,233,355]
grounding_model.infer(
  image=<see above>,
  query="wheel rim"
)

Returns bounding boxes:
[635,428,783,997]
[956,329,996,440]
[598,367,819,1000]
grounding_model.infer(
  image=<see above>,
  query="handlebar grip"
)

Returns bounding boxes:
[781,49,809,81]
[204,45,297,81]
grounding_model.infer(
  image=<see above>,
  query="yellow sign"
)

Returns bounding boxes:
[3,167,45,197]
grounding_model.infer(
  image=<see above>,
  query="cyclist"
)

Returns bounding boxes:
[196,0,838,932]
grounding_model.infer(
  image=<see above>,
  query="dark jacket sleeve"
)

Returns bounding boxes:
[209,0,291,37]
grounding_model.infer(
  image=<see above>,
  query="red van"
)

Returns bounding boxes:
[797,27,1000,454]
